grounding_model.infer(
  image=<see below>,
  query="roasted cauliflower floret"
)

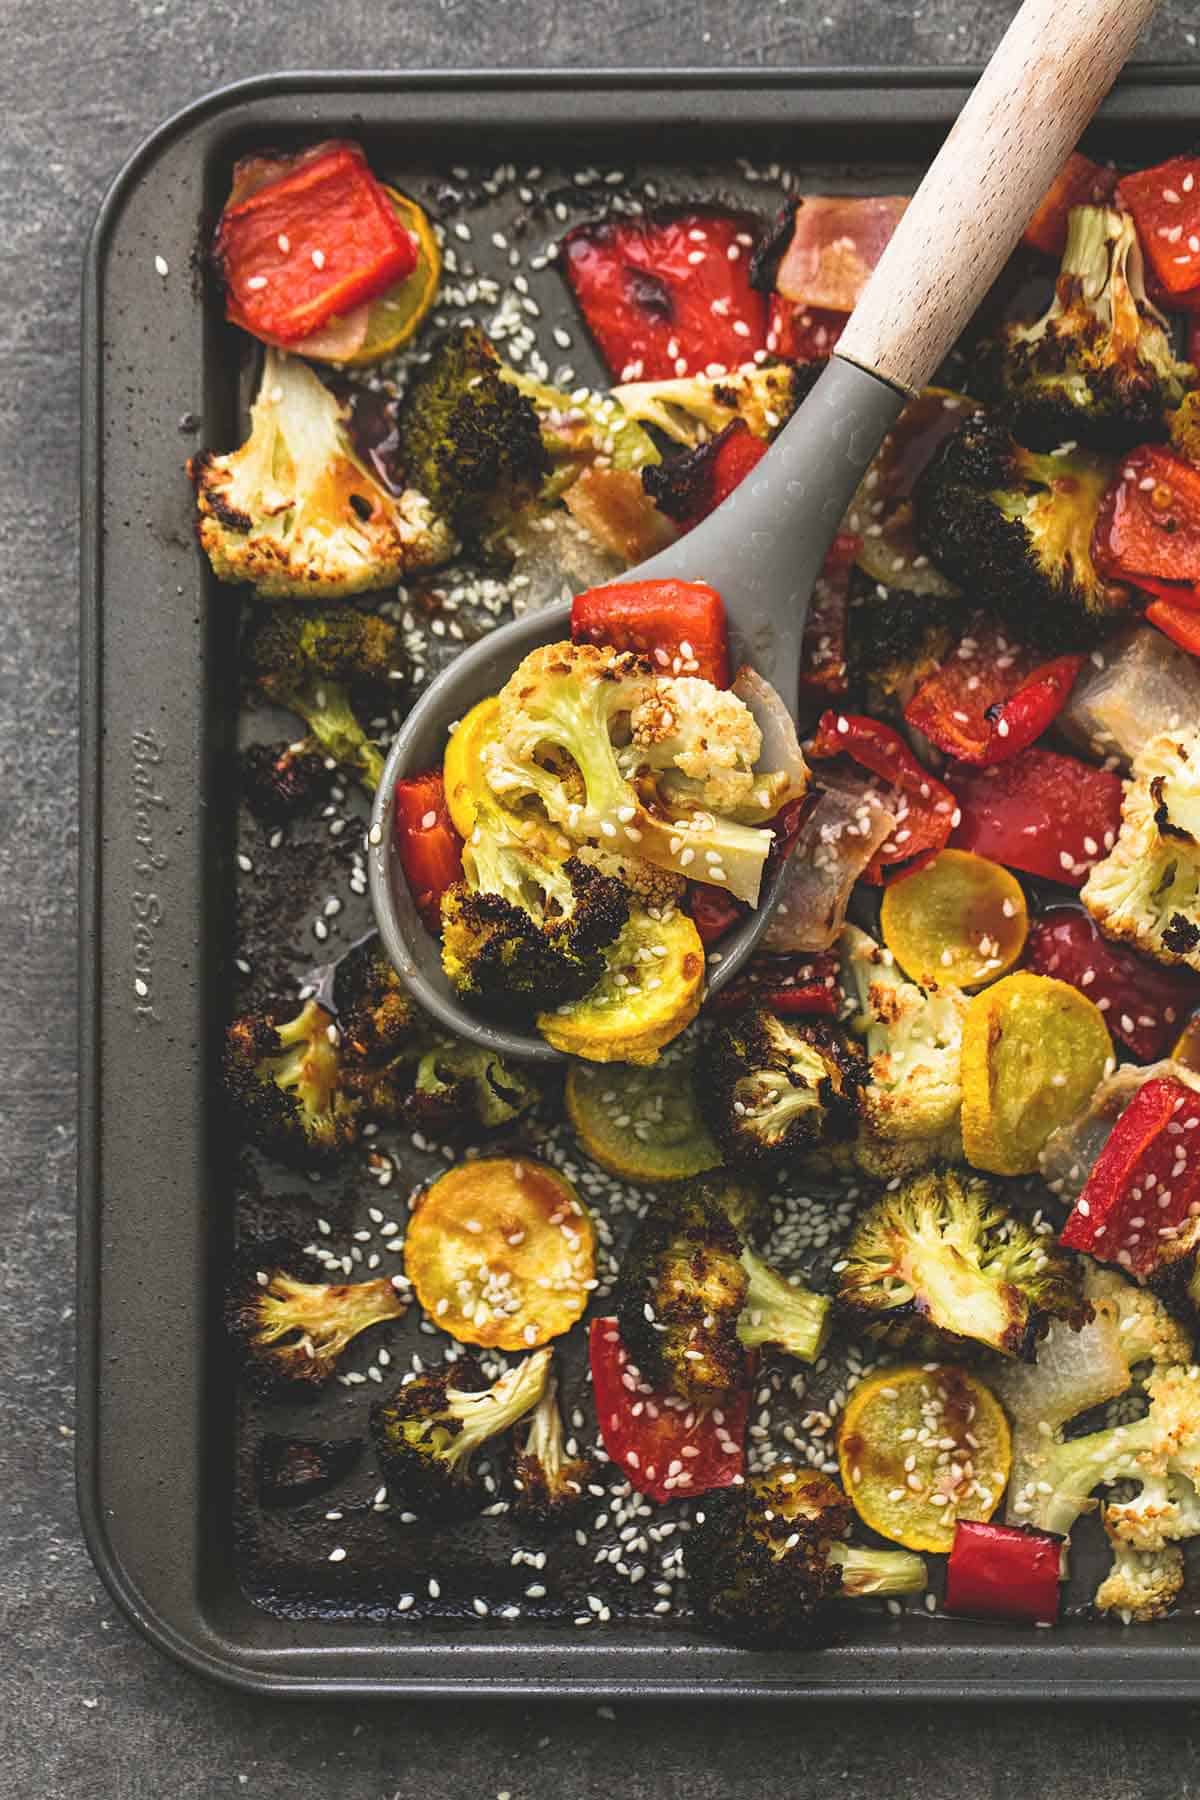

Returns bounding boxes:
[1081,728,1200,973]
[1095,1539,1185,1622]
[840,925,968,1173]
[189,349,452,598]
[623,676,764,816]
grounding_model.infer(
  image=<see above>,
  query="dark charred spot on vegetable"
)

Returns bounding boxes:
[1164,913,1200,957]
[1151,773,1198,846]
[624,265,674,323]
[348,491,375,523]
[257,1433,364,1507]
[749,198,798,293]
[188,448,252,533]
[642,425,735,523]
[240,739,330,824]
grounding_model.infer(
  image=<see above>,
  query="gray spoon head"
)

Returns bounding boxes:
[369,356,905,1062]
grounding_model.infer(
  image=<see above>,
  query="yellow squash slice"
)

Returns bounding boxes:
[880,849,1028,991]
[538,906,705,1065]
[565,1052,723,1182]
[404,1158,594,1351]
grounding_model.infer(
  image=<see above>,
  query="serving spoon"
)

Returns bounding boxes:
[371,0,1159,1062]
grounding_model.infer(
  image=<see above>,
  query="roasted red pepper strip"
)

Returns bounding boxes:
[686,882,746,948]
[562,210,768,382]
[945,1520,1062,1626]
[1022,152,1116,258]
[1059,1078,1200,1277]
[1148,597,1200,658]
[707,951,842,1018]
[799,533,858,703]
[947,747,1124,889]
[766,293,847,361]
[393,771,463,934]
[216,142,417,345]
[588,1317,748,1503]
[1093,447,1200,591]
[571,578,731,686]
[1116,157,1200,298]
[904,622,1084,767]
[809,711,956,884]
[1025,909,1200,1062]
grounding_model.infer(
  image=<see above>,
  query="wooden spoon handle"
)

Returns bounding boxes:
[836,0,1160,394]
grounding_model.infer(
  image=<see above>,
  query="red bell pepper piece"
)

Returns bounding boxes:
[643,421,768,534]
[766,293,848,360]
[707,950,842,1018]
[809,711,957,884]
[216,142,417,345]
[1148,597,1200,658]
[905,621,1083,767]
[945,1520,1061,1626]
[1059,1078,1200,1277]
[1116,157,1200,299]
[571,578,731,687]
[393,770,463,934]
[1025,908,1200,1062]
[798,533,857,702]
[588,1317,749,1503]
[947,746,1125,889]
[562,210,768,383]
[1022,152,1116,258]
[1093,447,1200,595]
[686,882,746,948]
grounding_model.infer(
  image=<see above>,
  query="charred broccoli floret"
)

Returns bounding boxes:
[702,1008,865,1172]
[686,1464,927,1649]
[836,1167,1088,1360]
[189,348,452,598]
[226,1244,407,1391]
[240,738,332,824]
[333,935,419,1064]
[913,413,1129,647]
[610,361,814,447]
[511,1368,597,1529]
[369,1349,551,1520]
[440,796,630,1013]
[396,326,549,546]
[501,368,660,477]
[981,206,1195,451]
[408,1042,541,1133]
[246,605,404,793]
[224,997,360,1164]
[845,585,958,708]
[615,1183,832,1402]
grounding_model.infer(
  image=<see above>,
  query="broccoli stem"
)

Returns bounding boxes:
[291,679,385,794]
[830,1542,928,1598]
[737,1249,833,1364]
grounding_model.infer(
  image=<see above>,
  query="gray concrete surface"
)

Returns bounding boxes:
[5,0,1200,1794]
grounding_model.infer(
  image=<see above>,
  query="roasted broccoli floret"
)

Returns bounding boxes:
[396,326,549,546]
[440,796,630,1012]
[333,935,419,1064]
[511,1368,597,1529]
[981,206,1195,451]
[702,1007,865,1172]
[1081,728,1200,975]
[615,1184,832,1402]
[408,1041,541,1132]
[610,361,813,447]
[246,605,404,793]
[501,368,660,476]
[840,926,967,1177]
[224,997,360,1164]
[189,348,451,598]
[483,642,783,905]
[686,1464,927,1649]
[240,738,332,823]
[913,413,1129,647]
[369,1349,551,1520]
[226,1244,407,1391]
[845,585,958,708]
[837,1167,1088,1360]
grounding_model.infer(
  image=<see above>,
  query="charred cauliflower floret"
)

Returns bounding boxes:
[836,1167,1089,1360]
[686,1465,926,1650]
[188,349,451,598]
[1094,1538,1185,1622]
[840,925,968,1176]
[623,677,764,818]
[1081,728,1200,973]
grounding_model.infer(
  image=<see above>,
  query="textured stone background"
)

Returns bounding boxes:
[6,1,1200,1793]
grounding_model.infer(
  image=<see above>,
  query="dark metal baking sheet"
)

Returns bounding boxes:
[79,67,1200,1699]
